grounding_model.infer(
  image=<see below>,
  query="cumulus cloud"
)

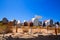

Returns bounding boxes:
[32,18,35,22]
[24,20,26,22]
[17,20,20,24]
[31,15,42,22]
[35,15,42,19]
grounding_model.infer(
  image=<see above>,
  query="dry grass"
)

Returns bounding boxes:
[0,26,60,33]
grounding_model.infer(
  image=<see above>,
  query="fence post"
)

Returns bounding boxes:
[55,27,57,35]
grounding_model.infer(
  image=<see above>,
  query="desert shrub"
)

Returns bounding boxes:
[30,22,33,27]
[24,22,28,26]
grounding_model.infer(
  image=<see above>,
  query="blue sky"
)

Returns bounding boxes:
[0,0,60,22]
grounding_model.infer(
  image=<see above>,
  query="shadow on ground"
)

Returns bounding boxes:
[4,35,60,40]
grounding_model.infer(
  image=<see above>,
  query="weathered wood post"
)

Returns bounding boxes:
[46,26,48,34]
[55,27,57,35]
[55,24,58,35]
[16,26,18,33]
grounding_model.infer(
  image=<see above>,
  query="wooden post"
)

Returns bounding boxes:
[15,26,18,33]
[55,27,57,35]
[47,26,48,34]
[40,26,41,33]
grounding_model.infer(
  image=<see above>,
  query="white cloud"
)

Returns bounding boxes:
[32,18,35,22]
[17,20,20,24]
[24,20,26,22]
[35,15,42,19]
